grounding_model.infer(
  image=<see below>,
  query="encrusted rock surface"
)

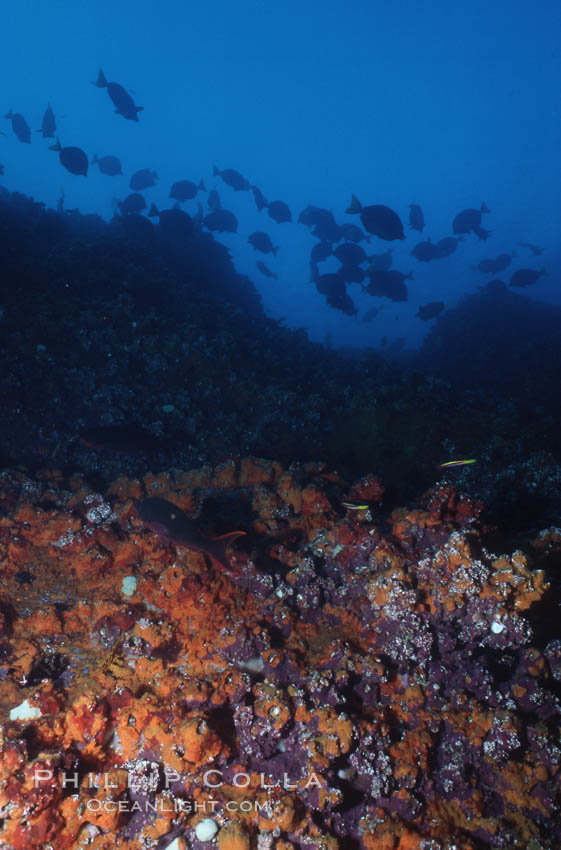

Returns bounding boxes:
[0,458,559,849]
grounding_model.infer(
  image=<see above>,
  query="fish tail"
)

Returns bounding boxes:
[209,531,247,572]
[346,194,361,215]
[48,137,61,152]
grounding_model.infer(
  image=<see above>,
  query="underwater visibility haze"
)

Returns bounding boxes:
[1,1,561,847]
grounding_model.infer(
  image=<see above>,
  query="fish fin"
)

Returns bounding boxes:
[48,137,61,152]
[95,68,107,88]
[345,194,361,215]
[213,531,247,544]
[480,202,490,213]
[208,531,247,572]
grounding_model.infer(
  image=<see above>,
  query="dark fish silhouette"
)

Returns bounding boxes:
[251,185,267,211]
[203,209,238,233]
[434,236,461,258]
[212,165,250,191]
[411,239,438,262]
[92,154,122,176]
[299,205,321,226]
[49,139,88,175]
[5,111,31,143]
[119,192,146,215]
[248,232,278,255]
[310,242,332,263]
[367,249,393,271]
[409,204,424,232]
[365,269,412,301]
[346,196,405,241]
[334,242,367,266]
[518,242,543,256]
[135,497,246,572]
[470,253,514,274]
[170,179,206,202]
[208,189,221,211]
[256,260,277,279]
[130,168,158,191]
[339,264,365,284]
[299,205,330,227]
[148,204,194,239]
[452,203,489,236]
[267,200,292,223]
[327,291,357,316]
[315,272,346,297]
[339,223,370,243]
[416,301,445,320]
[95,68,143,121]
[510,268,547,287]
[38,104,56,138]
[299,206,341,243]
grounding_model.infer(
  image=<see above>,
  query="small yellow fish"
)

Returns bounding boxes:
[342,500,370,510]
[439,459,477,469]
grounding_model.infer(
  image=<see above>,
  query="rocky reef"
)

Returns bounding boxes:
[2,188,561,538]
[0,458,560,849]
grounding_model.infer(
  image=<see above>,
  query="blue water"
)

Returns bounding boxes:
[2,0,560,348]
